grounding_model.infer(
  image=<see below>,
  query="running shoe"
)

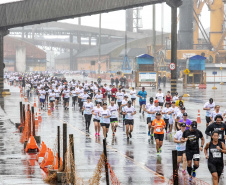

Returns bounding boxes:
[113,133,115,136]
[151,134,154,140]
[114,128,117,133]
[129,132,132,138]
[157,152,160,156]
[182,170,186,175]
[98,133,100,136]
[192,170,196,177]
[159,147,162,153]
[127,137,129,140]
[95,133,97,136]
[148,131,150,136]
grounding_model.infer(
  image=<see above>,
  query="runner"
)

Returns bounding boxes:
[204,131,226,185]
[39,87,46,109]
[176,96,184,108]
[210,105,223,123]
[106,85,112,104]
[172,92,179,102]
[174,106,186,131]
[94,90,103,106]
[152,112,166,155]
[71,87,78,107]
[164,91,172,106]
[62,86,70,110]
[82,97,94,133]
[156,89,164,107]
[49,89,56,110]
[205,115,226,143]
[203,98,215,127]
[179,112,192,130]
[116,88,124,111]
[144,97,154,137]
[162,102,171,133]
[99,103,111,138]
[108,100,119,136]
[181,121,205,180]
[54,86,61,109]
[174,122,187,174]
[123,101,136,139]
[137,87,147,114]
[92,102,102,136]
[130,87,136,107]
[111,85,118,103]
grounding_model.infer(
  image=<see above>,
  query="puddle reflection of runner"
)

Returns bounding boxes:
[154,157,165,184]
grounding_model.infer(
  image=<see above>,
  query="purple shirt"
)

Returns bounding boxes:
[179,119,192,130]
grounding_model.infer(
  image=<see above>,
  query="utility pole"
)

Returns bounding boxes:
[166,0,183,95]
[152,5,156,57]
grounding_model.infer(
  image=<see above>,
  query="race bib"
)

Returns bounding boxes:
[86,109,91,114]
[112,111,117,116]
[219,134,222,139]
[193,154,200,159]
[113,93,115,95]
[213,152,221,158]
[156,128,161,133]
[127,113,132,119]
[97,99,102,102]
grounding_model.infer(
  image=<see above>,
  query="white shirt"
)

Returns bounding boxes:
[211,111,223,121]
[173,96,179,102]
[162,107,173,119]
[83,102,94,115]
[116,92,124,102]
[174,130,186,151]
[130,90,137,99]
[100,109,111,124]
[156,93,164,103]
[203,102,215,117]
[145,103,154,118]
[149,106,161,120]
[49,93,56,101]
[108,105,119,118]
[93,106,103,120]
[80,93,90,102]
[63,89,70,98]
[124,106,136,120]
[54,89,61,97]
[95,94,103,102]
[39,90,46,99]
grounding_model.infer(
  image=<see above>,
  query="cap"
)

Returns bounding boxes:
[156,112,161,116]
[181,107,186,110]
[124,95,128,98]
[87,97,91,99]
[179,96,183,98]
[183,113,188,116]
[209,98,213,103]
[191,121,197,129]
[175,92,178,95]
[172,101,175,104]
[166,102,170,104]
[154,100,159,103]
[181,122,186,127]
[128,101,132,104]
[103,102,107,106]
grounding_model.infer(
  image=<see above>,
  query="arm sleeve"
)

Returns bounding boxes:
[205,125,212,136]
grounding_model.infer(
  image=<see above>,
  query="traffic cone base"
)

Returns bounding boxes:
[25,135,40,153]
[36,142,47,161]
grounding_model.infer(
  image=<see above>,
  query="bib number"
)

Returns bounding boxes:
[213,152,221,158]
[156,128,161,133]
[219,134,222,139]
[112,111,116,116]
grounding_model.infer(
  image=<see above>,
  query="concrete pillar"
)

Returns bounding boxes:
[0,30,9,93]
[16,46,26,72]
[69,34,73,70]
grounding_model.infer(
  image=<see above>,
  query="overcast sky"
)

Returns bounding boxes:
[1,0,210,32]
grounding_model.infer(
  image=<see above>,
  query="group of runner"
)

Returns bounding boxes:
[5,72,226,185]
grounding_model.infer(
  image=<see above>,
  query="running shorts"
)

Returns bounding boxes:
[139,101,146,106]
[55,97,59,100]
[100,123,110,128]
[206,116,211,124]
[93,119,100,122]
[154,134,164,141]
[208,161,224,176]
[147,117,152,124]
[131,98,136,101]
[177,150,185,156]
[125,119,134,125]
[186,150,200,161]
[110,118,118,123]
[64,98,69,102]
[159,102,164,107]
[40,98,45,103]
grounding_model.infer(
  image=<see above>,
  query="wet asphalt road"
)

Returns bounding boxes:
[1,77,226,185]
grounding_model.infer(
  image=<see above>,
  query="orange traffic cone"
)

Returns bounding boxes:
[34,97,36,108]
[35,113,39,126]
[36,142,47,161]
[40,149,54,169]
[38,109,42,122]
[21,93,23,98]
[40,148,49,167]
[197,109,201,124]
[48,105,51,116]
[25,94,27,102]
[25,135,40,153]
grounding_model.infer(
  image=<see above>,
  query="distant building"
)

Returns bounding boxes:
[4,36,46,72]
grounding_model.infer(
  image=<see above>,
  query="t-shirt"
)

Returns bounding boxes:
[83,102,94,115]
[63,90,70,98]
[149,106,161,120]
[130,90,137,99]
[108,105,119,118]
[173,96,179,102]
[116,92,124,102]
[111,88,117,97]
[39,90,46,99]
[182,129,203,151]
[49,93,56,101]
[145,103,154,118]
[124,106,136,120]
[179,118,192,130]
[156,93,164,103]
[162,107,172,119]
[152,119,166,134]
[54,89,61,97]
[81,93,90,102]
[203,102,215,117]
[100,109,111,124]
[137,91,147,102]
[211,111,223,121]
[174,130,186,151]
[176,100,184,107]
[95,94,103,102]
[93,107,103,120]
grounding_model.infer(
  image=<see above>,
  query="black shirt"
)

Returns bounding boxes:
[205,122,226,142]
[182,129,203,151]
[208,141,223,164]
